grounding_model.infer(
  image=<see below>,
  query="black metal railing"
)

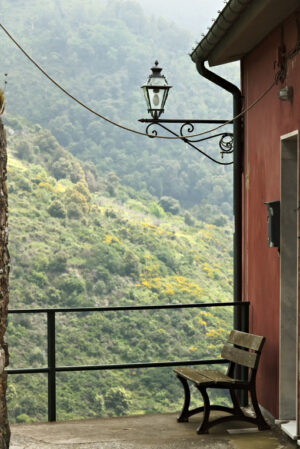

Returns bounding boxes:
[7,301,249,422]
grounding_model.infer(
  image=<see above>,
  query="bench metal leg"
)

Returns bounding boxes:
[176,375,191,422]
[229,389,244,417]
[175,376,269,433]
[196,386,210,434]
[250,386,270,430]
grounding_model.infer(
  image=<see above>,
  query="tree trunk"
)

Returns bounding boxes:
[0,118,10,448]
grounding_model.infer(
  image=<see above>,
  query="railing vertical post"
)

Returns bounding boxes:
[241,302,249,333]
[240,302,250,406]
[47,311,56,422]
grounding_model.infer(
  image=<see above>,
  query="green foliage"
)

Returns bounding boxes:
[122,251,140,277]
[213,214,228,227]
[105,387,131,416]
[95,394,105,414]
[66,190,88,208]
[184,211,195,226]
[17,177,32,192]
[15,140,33,161]
[48,253,68,272]
[106,172,120,197]
[159,196,180,215]
[48,200,67,218]
[16,414,33,424]
[154,248,177,271]
[28,271,48,288]
[47,287,62,304]
[94,267,112,284]
[96,245,122,274]
[149,202,165,218]
[67,202,84,219]
[73,181,91,202]
[65,185,90,214]
[56,274,86,295]
[94,280,106,295]
[52,157,83,183]
[105,209,117,219]
[35,130,60,154]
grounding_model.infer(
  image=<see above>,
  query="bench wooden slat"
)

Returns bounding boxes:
[174,367,237,384]
[221,343,257,368]
[174,367,213,385]
[227,330,264,351]
[197,369,236,383]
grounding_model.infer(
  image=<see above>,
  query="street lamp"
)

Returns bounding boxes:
[141,61,172,120]
[140,62,234,165]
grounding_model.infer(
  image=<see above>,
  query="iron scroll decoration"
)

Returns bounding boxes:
[145,122,159,138]
[219,133,234,158]
[143,120,234,165]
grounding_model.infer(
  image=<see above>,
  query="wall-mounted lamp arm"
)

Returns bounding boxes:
[139,118,233,166]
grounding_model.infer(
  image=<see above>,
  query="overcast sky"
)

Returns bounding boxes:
[133,0,226,40]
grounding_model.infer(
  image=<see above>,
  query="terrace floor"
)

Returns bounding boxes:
[10,411,297,449]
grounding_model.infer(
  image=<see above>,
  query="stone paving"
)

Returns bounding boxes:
[9,412,297,449]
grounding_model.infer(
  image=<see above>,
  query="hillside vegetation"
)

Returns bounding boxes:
[0,0,237,424]
[6,118,233,422]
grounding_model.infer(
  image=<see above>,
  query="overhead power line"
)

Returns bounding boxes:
[0,22,277,140]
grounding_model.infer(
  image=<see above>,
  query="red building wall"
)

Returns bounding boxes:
[242,12,300,418]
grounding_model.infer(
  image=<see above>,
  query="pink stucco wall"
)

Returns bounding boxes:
[242,11,300,418]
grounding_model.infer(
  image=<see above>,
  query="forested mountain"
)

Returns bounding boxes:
[1,0,238,423]
[1,0,237,221]
[7,117,233,422]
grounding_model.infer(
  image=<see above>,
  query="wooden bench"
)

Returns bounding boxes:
[174,330,270,434]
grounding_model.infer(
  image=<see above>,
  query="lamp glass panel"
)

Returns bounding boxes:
[142,86,151,110]
[148,88,164,112]
[162,88,169,109]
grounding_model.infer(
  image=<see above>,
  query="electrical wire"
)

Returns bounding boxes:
[0,22,277,140]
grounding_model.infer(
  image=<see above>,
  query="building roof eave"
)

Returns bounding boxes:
[191,0,300,66]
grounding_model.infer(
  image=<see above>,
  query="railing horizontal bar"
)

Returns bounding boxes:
[7,359,227,375]
[55,359,227,372]
[6,299,249,422]
[7,367,49,374]
[8,301,250,314]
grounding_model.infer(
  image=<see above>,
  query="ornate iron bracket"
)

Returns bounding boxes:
[139,119,233,165]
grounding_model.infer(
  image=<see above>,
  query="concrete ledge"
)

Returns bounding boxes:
[10,412,296,449]
[281,421,298,440]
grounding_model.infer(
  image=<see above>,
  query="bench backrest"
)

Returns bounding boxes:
[221,330,265,370]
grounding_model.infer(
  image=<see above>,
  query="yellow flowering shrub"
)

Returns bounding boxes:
[188,346,197,352]
[38,182,55,192]
[198,318,207,326]
[104,234,121,245]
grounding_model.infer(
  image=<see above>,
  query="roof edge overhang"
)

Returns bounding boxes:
[191,0,300,66]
